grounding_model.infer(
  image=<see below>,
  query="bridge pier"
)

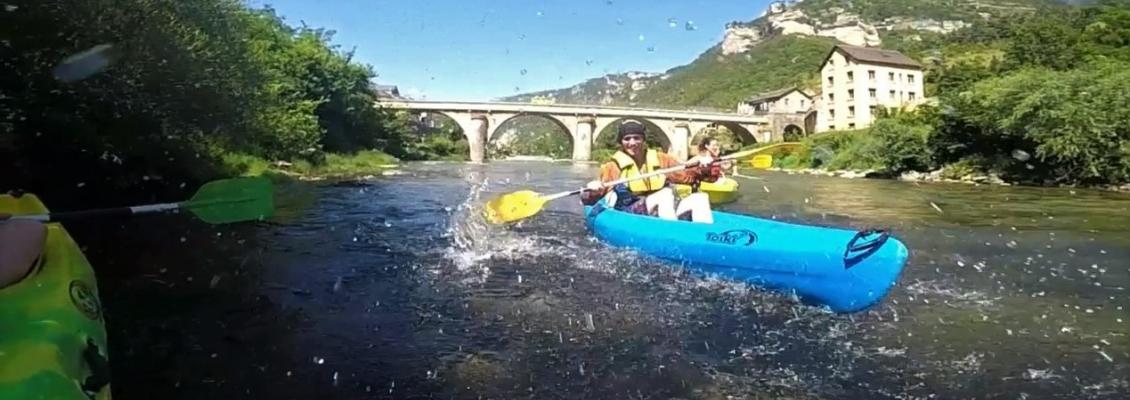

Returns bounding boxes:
[467,115,488,163]
[670,123,691,161]
[572,118,594,161]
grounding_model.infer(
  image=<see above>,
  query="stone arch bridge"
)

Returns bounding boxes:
[378,100,789,163]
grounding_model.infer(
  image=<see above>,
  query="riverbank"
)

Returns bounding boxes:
[765,166,1130,193]
[224,150,405,182]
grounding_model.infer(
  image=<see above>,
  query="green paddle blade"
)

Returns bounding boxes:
[184,177,275,224]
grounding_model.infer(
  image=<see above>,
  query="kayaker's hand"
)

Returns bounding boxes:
[584,180,603,192]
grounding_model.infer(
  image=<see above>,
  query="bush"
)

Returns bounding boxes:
[942,60,1130,184]
[862,118,933,172]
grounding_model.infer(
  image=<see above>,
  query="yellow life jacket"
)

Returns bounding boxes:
[612,149,666,195]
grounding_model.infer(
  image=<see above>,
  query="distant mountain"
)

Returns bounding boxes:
[505,0,1071,110]
[499,71,664,106]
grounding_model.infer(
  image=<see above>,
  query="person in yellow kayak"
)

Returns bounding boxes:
[697,135,737,178]
[581,120,720,223]
[0,214,45,288]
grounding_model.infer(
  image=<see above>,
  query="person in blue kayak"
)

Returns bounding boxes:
[581,120,720,223]
[0,214,45,288]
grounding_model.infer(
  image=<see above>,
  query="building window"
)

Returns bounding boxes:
[848,106,855,117]
[889,90,895,98]
[869,88,876,99]
[847,71,854,82]
[829,109,835,118]
[800,99,806,108]
[828,125,835,130]
[848,123,856,129]
[848,89,855,100]
[909,92,917,101]
[868,70,875,80]
[908,74,915,83]
[828,93,834,102]
[870,105,878,115]
[889,72,895,81]
[827,76,834,85]
[784,98,790,106]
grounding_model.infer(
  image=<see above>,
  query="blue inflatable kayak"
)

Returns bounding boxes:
[583,203,910,313]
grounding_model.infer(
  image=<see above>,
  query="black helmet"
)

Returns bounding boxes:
[617,120,646,141]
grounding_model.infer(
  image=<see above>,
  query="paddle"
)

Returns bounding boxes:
[7,177,274,224]
[484,148,765,224]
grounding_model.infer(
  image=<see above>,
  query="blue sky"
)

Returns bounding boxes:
[248,0,773,101]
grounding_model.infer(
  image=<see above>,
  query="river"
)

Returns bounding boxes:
[83,161,1129,399]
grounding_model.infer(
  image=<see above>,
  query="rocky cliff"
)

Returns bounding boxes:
[506,0,1063,108]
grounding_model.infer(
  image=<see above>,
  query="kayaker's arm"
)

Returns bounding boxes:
[660,153,718,184]
[580,162,620,205]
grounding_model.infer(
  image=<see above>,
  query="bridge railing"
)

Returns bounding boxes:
[376,99,765,118]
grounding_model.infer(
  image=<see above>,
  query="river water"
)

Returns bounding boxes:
[88,161,1129,399]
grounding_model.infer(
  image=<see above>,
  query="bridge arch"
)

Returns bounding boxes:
[712,122,758,146]
[403,111,473,161]
[486,114,574,160]
[783,124,805,142]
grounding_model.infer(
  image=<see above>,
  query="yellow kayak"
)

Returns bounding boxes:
[675,177,739,204]
[0,194,112,400]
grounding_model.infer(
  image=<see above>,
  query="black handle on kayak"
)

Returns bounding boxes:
[843,228,890,269]
[82,337,112,395]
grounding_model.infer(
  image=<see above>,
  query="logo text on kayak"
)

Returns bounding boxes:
[706,229,758,246]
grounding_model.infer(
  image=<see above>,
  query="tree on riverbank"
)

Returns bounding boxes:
[1,0,415,207]
[778,1,1130,186]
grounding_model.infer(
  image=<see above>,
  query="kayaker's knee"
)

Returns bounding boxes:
[677,192,714,224]
[647,188,677,220]
[0,219,46,288]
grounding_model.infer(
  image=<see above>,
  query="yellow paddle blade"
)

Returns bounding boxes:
[483,190,549,224]
[750,154,773,169]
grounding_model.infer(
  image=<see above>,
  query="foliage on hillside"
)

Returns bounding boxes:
[792,0,1063,23]
[779,1,1130,186]
[500,73,659,105]
[630,35,837,109]
[2,0,415,206]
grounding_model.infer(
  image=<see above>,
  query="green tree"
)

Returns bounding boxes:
[1003,11,1086,70]
[1,0,415,205]
[943,61,1130,183]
